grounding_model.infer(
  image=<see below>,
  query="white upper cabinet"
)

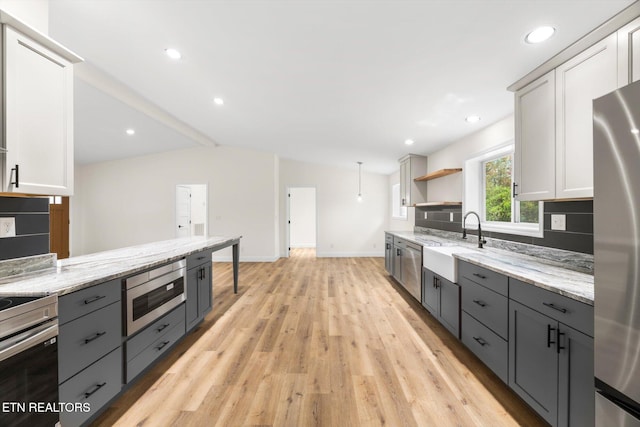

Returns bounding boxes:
[514,71,556,201]
[0,13,82,196]
[618,16,640,86]
[399,154,427,207]
[555,34,617,199]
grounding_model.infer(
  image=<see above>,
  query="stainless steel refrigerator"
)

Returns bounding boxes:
[594,79,640,426]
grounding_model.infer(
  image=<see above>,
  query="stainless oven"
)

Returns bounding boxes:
[0,294,59,427]
[124,259,186,336]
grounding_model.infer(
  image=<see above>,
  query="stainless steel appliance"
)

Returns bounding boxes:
[0,294,59,426]
[124,259,186,336]
[594,80,640,425]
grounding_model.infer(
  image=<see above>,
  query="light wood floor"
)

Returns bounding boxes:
[91,250,545,426]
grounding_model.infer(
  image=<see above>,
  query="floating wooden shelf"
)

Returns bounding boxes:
[414,168,462,182]
[413,202,462,207]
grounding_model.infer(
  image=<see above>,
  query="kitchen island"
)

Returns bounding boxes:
[0,235,241,296]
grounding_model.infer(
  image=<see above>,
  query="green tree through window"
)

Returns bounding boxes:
[484,155,539,224]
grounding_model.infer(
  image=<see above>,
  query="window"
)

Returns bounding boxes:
[464,143,543,237]
[392,183,407,220]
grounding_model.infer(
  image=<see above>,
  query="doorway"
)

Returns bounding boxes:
[287,187,317,258]
[175,184,208,237]
[49,196,69,259]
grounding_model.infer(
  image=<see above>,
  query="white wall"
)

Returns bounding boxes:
[72,145,279,262]
[279,159,388,257]
[289,187,316,248]
[0,0,48,33]
[427,115,514,201]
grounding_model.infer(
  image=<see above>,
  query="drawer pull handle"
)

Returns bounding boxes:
[157,323,170,333]
[547,324,556,348]
[472,300,487,307]
[473,337,487,346]
[472,273,487,280]
[543,302,567,313]
[84,331,106,344]
[156,340,170,351]
[83,295,106,305]
[83,382,107,399]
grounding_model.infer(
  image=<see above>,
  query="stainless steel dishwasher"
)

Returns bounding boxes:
[399,240,422,301]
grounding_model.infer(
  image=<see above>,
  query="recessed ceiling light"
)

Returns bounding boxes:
[525,26,555,44]
[404,139,415,146]
[126,129,135,135]
[465,115,481,123]
[165,48,182,60]
[213,97,224,106]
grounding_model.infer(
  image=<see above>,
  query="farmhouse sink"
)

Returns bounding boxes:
[422,246,477,283]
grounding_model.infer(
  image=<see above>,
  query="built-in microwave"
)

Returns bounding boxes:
[124,260,186,336]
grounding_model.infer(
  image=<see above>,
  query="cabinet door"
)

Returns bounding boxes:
[555,34,617,199]
[558,325,594,427]
[393,246,403,283]
[514,70,556,201]
[421,268,438,316]
[385,243,393,274]
[186,267,199,330]
[509,300,558,426]
[198,264,212,317]
[400,159,410,207]
[618,16,640,86]
[438,276,460,338]
[4,26,74,196]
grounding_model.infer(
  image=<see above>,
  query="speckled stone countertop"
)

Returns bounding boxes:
[386,230,594,305]
[0,236,240,297]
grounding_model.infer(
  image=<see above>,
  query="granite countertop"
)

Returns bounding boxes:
[385,230,594,305]
[0,236,240,297]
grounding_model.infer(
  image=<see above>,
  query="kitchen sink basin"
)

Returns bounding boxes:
[422,246,477,283]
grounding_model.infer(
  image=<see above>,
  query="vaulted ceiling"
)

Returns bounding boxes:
[49,0,635,174]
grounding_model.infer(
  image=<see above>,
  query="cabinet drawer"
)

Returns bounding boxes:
[58,278,121,325]
[461,312,508,383]
[459,261,508,296]
[393,237,406,248]
[58,302,122,383]
[462,280,509,339]
[126,318,185,383]
[126,304,185,362]
[186,249,213,269]
[509,279,593,337]
[59,347,122,427]
[385,233,393,243]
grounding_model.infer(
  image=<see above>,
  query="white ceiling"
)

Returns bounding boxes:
[49,0,635,174]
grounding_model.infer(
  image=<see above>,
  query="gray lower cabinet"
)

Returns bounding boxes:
[58,279,123,427]
[459,261,509,383]
[384,233,393,274]
[422,267,460,338]
[509,279,594,427]
[392,242,402,283]
[59,348,122,427]
[126,305,186,383]
[186,249,213,331]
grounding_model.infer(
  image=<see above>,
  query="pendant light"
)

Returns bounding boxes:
[357,161,363,202]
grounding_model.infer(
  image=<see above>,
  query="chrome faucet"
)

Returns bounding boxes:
[462,211,487,249]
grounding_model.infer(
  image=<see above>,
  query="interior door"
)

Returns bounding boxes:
[49,196,69,259]
[176,186,191,237]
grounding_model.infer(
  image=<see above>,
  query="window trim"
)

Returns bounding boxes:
[391,183,407,220]
[464,142,544,238]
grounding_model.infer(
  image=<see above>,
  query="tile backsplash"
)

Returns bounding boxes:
[0,197,49,261]
[415,200,593,254]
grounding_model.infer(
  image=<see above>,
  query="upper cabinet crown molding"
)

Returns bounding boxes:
[507,2,640,92]
[0,9,83,64]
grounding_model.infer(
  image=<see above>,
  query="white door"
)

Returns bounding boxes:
[176,186,191,237]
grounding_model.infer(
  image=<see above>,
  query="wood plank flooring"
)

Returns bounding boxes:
[91,250,546,426]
